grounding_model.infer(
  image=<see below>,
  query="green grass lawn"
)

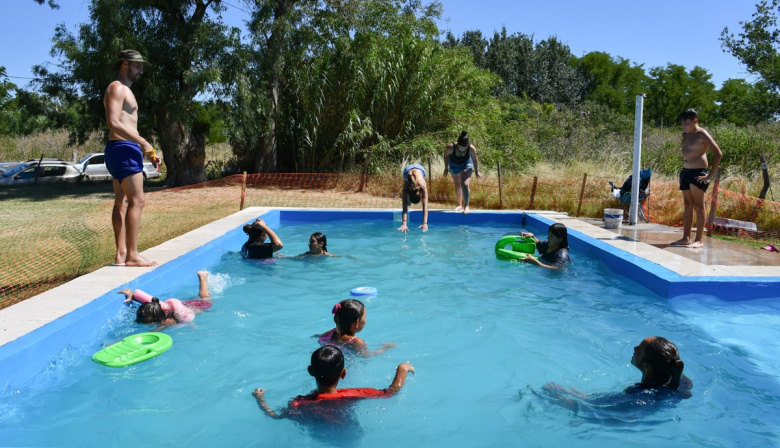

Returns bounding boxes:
[0,178,167,231]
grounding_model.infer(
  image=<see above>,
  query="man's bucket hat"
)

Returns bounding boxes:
[114,50,151,70]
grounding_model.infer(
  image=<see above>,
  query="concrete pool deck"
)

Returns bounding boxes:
[1,207,779,349]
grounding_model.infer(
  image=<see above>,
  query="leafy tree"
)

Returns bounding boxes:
[31,0,59,8]
[721,0,780,96]
[716,78,777,124]
[477,28,583,105]
[643,64,717,127]
[574,52,647,115]
[721,0,780,119]
[0,67,17,134]
[227,0,467,173]
[38,0,241,186]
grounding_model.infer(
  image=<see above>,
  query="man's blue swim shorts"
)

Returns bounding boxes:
[104,140,144,182]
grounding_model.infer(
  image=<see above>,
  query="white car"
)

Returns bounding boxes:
[0,161,84,186]
[73,152,161,181]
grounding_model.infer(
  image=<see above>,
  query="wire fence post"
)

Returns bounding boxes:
[577,173,587,217]
[358,151,372,193]
[239,171,247,211]
[529,176,538,210]
[759,155,771,200]
[428,156,433,201]
[497,160,503,209]
[706,169,721,237]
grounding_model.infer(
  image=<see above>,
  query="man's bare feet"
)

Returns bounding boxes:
[464,206,470,215]
[452,206,463,212]
[197,271,209,279]
[125,254,158,267]
[669,238,692,246]
[686,241,704,248]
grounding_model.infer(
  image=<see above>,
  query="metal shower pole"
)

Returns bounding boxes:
[629,94,645,225]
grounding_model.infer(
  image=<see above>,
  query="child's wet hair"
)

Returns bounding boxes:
[549,223,569,249]
[311,232,328,252]
[310,345,345,386]
[243,221,267,242]
[136,297,167,324]
[332,299,365,335]
[644,336,685,390]
[404,180,422,205]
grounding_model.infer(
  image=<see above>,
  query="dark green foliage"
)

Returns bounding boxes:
[573,52,647,115]
[721,0,780,92]
[716,78,778,125]
[448,28,584,105]
[643,64,718,127]
[721,0,780,119]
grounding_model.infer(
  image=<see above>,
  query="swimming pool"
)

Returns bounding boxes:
[1,209,779,447]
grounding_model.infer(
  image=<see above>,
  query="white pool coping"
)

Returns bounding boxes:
[1,207,778,348]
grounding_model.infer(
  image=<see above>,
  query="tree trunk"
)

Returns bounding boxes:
[157,110,207,186]
[253,0,296,173]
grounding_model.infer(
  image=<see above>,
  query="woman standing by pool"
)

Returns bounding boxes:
[443,131,483,214]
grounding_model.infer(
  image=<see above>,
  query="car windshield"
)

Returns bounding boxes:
[76,155,93,164]
[1,163,31,178]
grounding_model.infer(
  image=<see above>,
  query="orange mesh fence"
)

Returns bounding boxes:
[2,173,779,309]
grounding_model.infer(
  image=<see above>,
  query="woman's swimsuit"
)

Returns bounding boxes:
[317,328,356,346]
[448,142,474,174]
[403,164,426,180]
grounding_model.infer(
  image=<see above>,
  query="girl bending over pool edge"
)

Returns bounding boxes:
[241,218,283,259]
[313,299,395,357]
[252,346,414,419]
[521,223,570,269]
[117,271,212,330]
[542,336,692,414]
[398,164,429,233]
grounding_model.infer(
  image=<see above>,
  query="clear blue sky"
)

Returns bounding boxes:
[0,0,761,90]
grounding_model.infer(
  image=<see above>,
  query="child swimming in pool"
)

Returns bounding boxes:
[299,232,338,257]
[241,218,284,259]
[521,223,570,269]
[252,345,414,419]
[313,299,395,357]
[117,271,212,329]
[541,336,692,415]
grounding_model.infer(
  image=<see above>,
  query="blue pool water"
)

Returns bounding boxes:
[1,212,779,447]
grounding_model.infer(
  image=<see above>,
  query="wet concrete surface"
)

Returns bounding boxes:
[579,218,780,267]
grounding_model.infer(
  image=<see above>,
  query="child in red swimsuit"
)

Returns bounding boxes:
[313,298,395,357]
[252,345,414,419]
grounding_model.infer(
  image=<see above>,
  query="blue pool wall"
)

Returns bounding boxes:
[1,209,777,391]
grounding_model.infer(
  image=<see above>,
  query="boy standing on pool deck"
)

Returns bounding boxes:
[670,109,722,249]
[103,50,161,267]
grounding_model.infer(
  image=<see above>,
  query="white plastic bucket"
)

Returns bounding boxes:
[604,208,623,229]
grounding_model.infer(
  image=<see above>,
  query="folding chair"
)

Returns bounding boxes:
[609,168,651,223]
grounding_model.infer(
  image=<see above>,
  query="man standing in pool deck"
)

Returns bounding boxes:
[103,50,160,267]
[670,109,722,249]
